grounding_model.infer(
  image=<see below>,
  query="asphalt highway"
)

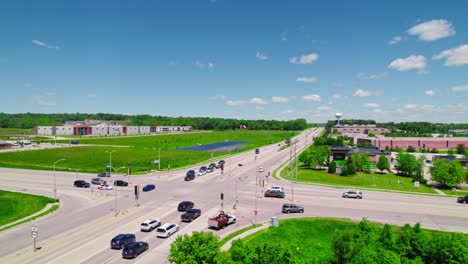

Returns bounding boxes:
[1,127,467,264]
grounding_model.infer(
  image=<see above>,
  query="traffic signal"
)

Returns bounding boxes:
[128,167,132,175]
[134,185,139,195]
[220,193,224,200]
[221,164,224,171]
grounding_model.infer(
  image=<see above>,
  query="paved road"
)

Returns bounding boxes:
[1,127,467,264]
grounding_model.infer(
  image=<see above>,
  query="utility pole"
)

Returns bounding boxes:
[53,158,66,200]
[158,147,161,171]
[290,144,293,201]
[295,142,298,184]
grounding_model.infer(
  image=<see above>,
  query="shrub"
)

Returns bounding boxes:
[328,161,337,173]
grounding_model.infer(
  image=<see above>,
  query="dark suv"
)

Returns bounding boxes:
[264,190,285,198]
[122,241,148,259]
[111,234,136,249]
[185,170,195,181]
[98,172,111,177]
[114,180,128,187]
[282,203,304,214]
[457,196,468,204]
[74,180,90,188]
[181,208,201,222]
[178,201,194,212]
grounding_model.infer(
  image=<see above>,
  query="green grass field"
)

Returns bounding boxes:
[0,128,34,140]
[0,190,55,227]
[281,166,437,194]
[0,130,295,174]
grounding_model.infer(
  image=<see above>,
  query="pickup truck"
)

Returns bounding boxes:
[208,211,236,229]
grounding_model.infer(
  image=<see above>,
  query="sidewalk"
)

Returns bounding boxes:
[220,223,271,251]
[0,203,55,231]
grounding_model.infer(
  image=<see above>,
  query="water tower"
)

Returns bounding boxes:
[335,113,342,126]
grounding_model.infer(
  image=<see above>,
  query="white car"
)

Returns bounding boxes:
[156,223,179,238]
[342,190,363,199]
[268,186,284,192]
[258,167,264,172]
[140,219,161,232]
[98,184,113,190]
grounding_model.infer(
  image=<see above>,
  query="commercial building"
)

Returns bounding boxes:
[333,124,390,135]
[329,146,390,169]
[364,137,468,151]
[35,125,192,136]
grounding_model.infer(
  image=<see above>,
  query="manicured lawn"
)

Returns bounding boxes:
[0,130,296,174]
[0,190,55,227]
[281,166,437,194]
[439,187,468,196]
[0,128,34,140]
[218,224,262,247]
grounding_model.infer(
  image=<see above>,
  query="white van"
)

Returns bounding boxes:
[156,223,179,238]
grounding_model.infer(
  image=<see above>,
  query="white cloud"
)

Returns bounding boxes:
[248,97,268,105]
[357,72,387,80]
[271,96,290,103]
[290,53,319,64]
[255,52,268,60]
[408,19,455,41]
[424,90,435,96]
[281,109,294,114]
[209,95,227,100]
[87,93,97,98]
[404,104,418,110]
[30,95,56,107]
[32,39,60,50]
[373,109,383,113]
[280,29,288,42]
[388,55,427,73]
[332,93,344,100]
[353,89,371,97]
[302,94,321,102]
[296,76,319,83]
[317,105,331,111]
[388,36,403,45]
[452,85,468,92]
[195,61,214,69]
[255,106,264,110]
[433,44,468,66]
[225,100,245,106]
[363,103,379,108]
[207,62,214,69]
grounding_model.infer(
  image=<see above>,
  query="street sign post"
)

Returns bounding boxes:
[32,223,38,252]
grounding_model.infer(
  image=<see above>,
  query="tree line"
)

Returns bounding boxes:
[0,113,308,131]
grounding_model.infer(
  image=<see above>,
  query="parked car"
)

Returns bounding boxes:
[215,160,225,169]
[156,223,179,238]
[342,190,363,199]
[178,201,194,212]
[111,234,136,249]
[264,190,285,198]
[181,208,201,222]
[98,184,113,190]
[268,186,284,192]
[142,184,156,192]
[208,211,236,230]
[282,203,304,214]
[91,178,105,185]
[122,242,148,259]
[185,170,195,181]
[457,196,468,204]
[98,172,111,177]
[258,167,264,172]
[255,148,260,154]
[114,180,128,187]
[140,219,161,231]
[198,166,207,176]
[74,180,90,188]
[207,163,216,173]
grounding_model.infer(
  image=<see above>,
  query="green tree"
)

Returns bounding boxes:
[377,156,390,172]
[169,231,220,264]
[368,132,376,137]
[298,149,311,168]
[351,152,370,172]
[347,161,357,176]
[431,159,466,187]
[340,164,349,176]
[396,153,422,178]
[448,148,455,156]
[308,145,331,169]
[456,144,466,155]
[407,145,416,153]
[328,161,337,173]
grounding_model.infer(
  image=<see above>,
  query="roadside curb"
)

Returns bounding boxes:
[0,202,58,231]
[220,223,270,251]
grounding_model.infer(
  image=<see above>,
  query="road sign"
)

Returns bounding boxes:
[153,160,160,164]
[32,231,38,238]
[32,224,38,232]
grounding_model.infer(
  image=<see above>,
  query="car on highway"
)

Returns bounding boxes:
[122,241,148,259]
[268,186,284,192]
[140,219,161,231]
[264,190,285,198]
[114,180,128,187]
[258,167,264,172]
[215,160,225,169]
[342,190,363,199]
[98,184,113,190]
[282,203,304,214]
[457,196,468,204]
[74,180,90,188]
[178,201,194,211]
[207,163,216,173]
[185,170,195,181]
[198,166,207,176]
[111,234,136,249]
[156,223,179,238]
[142,184,156,192]
[91,178,105,185]
[98,172,111,177]
[255,148,260,154]
[181,208,201,222]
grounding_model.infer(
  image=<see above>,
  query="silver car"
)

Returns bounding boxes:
[342,190,363,199]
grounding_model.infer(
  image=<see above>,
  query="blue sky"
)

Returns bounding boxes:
[0,0,467,123]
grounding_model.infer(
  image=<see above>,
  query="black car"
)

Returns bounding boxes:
[98,172,111,177]
[74,180,90,188]
[114,180,128,187]
[255,148,260,154]
[122,242,148,259]
[185,170,195,181]
[264,190,285,198]
[181,208,201,222]
[91,178,105,185]
[178,201,194,212]
[207,163,216,172]
[111,234,136,249]
[142,184,155,192]
[457,196,468,204]
[215,160,225,169]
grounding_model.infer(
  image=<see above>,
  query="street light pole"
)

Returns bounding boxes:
[106,150,116,178]
[53,158,66,200]
[158,147,161,171]
[108,166,125,216]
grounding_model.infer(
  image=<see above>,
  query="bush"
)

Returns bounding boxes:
[347,162,357,176]
[430,148,438,153]
[328,161,337,173]
[407,145,416,153]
